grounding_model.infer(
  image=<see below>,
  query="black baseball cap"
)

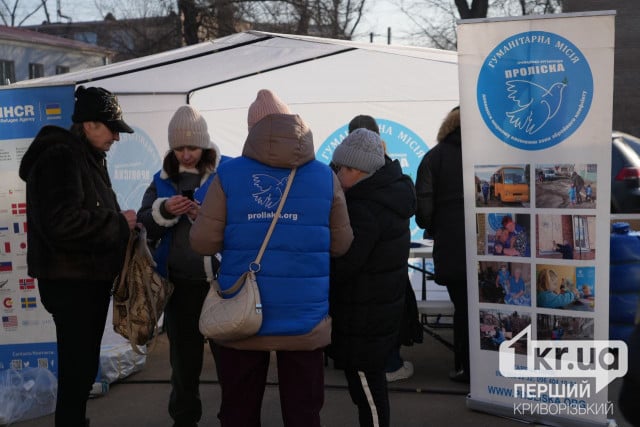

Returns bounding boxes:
[71,86,134,133]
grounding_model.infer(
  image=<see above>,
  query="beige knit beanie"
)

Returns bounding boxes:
[168,105,214,150]
[247,89,291,130]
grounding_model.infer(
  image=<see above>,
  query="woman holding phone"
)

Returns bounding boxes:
[137,105,223,427]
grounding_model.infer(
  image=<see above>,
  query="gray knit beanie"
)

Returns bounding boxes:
[168,105,214,150]
[332,128,385,173]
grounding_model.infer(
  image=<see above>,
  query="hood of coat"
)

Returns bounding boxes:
[241,113,315,169]
[19,125,91,181]
[347,158,416,220]
[436,107,461,144]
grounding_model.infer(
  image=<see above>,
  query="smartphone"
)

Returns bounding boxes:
[181,189,195,201]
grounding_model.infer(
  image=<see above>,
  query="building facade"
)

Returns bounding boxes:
[24,14,183,63]
[0,26,112,85]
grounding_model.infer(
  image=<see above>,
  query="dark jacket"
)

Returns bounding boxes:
[619,322,640,427]
[137,168,217,282]
[328,159,416,372]
[18,125,130,281]
[415,108,466,284]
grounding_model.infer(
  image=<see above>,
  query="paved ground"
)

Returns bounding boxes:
[12,325,632,427]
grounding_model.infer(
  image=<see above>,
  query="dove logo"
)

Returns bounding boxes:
[477,31,593,150]
[252,174,290,209]
[498,325,627,395]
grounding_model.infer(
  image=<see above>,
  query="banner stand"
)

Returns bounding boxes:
[458,11,618,427]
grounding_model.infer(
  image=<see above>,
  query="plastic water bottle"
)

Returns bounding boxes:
[89,380,109,397]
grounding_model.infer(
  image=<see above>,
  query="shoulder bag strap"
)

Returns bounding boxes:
[113,229,137,299]
[253,167,297,267]
[218,168,297,296]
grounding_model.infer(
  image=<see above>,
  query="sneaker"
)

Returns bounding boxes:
[386,361,414,382]
[448,369,470,384]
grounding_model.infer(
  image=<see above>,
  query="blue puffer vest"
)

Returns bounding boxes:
[152,171,214,278]
[216,156,333,336]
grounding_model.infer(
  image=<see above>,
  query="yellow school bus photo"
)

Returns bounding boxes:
[490,165,530,204]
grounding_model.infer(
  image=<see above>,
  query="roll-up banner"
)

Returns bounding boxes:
[0,85,75,376]
[458,11,620,426]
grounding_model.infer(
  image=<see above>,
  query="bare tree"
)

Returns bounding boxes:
[178,0,200,44]
[397,0,562,49]
[454,0,488,19]
[91,0,181,60]
[188,0,368,43]
[1,0,51,26]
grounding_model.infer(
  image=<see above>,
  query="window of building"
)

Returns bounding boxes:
[74,32,97,45]
[56,65,70,75]
[0,60,15,85]
[29,63,44,79]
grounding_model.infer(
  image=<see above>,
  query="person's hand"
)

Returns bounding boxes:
[121,210,137,231]
[164,195,194,216]
[186,203,200,221]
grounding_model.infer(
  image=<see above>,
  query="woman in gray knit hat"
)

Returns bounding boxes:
[328,128,417,427]
[137,105,222,427]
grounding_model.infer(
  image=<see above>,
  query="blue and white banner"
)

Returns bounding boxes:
[318,118,430,239]
[459,12,615,427]
[0,85,75,377]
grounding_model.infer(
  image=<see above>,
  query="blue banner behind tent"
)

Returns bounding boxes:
[0,85,75,378]
[0,85,74,139]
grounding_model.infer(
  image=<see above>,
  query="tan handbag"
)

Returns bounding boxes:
[199,168,296,342]
[113,225,174,354]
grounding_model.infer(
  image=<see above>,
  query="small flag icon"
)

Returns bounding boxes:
[19,278,35,290]
[0,242,10,254]
[45,103,62,115]
[13,222,27,234]
[0,261,13,272]
[21,297,36,309]
[2,315,17,328]
[11,203,26,215]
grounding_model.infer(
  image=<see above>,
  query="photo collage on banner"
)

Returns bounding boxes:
[459,12,616,427]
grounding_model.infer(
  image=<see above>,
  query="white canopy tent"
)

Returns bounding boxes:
[2,33,459,404]
[15,31,459,160]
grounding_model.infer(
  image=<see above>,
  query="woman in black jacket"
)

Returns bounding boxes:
[328,128,416,427]
[415,106,470,383]
[19,86,137,427]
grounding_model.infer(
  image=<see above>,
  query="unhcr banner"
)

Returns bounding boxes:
[0,85,75,377]
[458,12,617,426]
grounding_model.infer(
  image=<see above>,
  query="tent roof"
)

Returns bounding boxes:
[9,31,457,98]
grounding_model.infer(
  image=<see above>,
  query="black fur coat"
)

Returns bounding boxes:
[18,125,129,281]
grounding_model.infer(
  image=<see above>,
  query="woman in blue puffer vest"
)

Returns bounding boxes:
[190,89,353,427]
[137,105,222,427]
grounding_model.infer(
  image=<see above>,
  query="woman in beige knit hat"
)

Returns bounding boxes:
[137,104,223,427]
[191,89,353,426]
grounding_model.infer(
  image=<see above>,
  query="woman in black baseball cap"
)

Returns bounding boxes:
[18,86,137,427]
[71,86,134,134]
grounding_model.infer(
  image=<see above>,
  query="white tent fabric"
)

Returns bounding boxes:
[7,32,459,388]
[14,31,459,158]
